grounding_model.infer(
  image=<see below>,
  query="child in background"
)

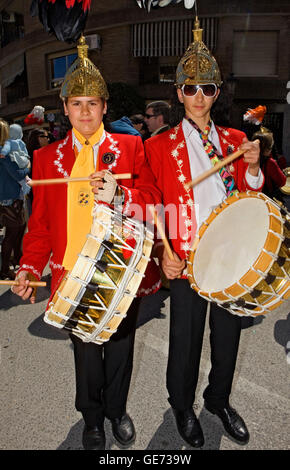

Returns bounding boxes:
[251,127,286,202]
[0,123,31,198]
[0,119,30,279]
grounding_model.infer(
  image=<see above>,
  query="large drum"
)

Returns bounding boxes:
[44,204,153,343]
[187,191,290,317]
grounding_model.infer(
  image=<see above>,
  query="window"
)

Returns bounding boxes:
[233,31,278,77]
[159,57,179,84]
[0,10,24,47]
[48,51,77,89]
[132,18,218,57]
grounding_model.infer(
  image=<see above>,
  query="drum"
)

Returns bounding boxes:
[187,191,290,317]
[44,204,153,343]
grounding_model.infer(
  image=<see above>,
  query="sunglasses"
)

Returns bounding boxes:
[144,113,158,119]
[181,83,217,98]
[39,134,49,138]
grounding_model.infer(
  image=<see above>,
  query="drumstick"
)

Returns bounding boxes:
[184,149,244,190]
[28,173,132,187]
[0,280,47,287]
[149,206,174,261]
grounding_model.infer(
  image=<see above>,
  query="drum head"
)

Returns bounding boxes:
[193,197,269,293]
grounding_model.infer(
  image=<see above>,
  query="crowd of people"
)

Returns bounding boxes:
[1,26,289,451]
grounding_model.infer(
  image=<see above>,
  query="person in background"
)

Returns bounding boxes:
[0,123,31,200]
[272,144,287,171]
[109,115,142,136]
[0,118,29,279]
[130,114,150,141]
[144,101,171,136]
[26,128,50,167]
[251,127,286,202]
[26,128,50,210]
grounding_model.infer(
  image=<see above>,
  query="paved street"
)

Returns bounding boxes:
[0,272,289,451]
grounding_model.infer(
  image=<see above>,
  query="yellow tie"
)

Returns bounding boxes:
[62,123,104,271]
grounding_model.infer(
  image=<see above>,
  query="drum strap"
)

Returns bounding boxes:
[186,117,239,197]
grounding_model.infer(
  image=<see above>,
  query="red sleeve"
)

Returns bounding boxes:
[277,155,287,170]
[228,131,264,192]
[18,149,52,279]
[266,158,287,188]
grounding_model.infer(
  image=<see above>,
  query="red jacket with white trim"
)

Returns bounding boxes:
[145,122,264,261]
[19,130,162,300]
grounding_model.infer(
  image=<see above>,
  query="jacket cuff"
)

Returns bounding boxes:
[119,185,133,216]
[245,168,265,191]
[17,264,41,280]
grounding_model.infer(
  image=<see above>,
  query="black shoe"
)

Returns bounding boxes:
[172,408,204,448]
[204,402,249,444]
[110,413,136,447]
[0,269,15,280]
[82,425,105,450]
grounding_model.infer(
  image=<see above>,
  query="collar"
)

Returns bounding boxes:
[151,125,169,136]
[72,128,106,151]
[182,118,218,142]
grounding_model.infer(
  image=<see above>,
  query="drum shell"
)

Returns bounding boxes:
[44,205,154,343]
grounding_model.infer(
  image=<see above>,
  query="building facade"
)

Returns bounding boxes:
[0,0,289,157]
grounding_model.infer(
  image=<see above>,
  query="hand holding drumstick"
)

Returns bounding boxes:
[149,207,185,280]
[9,271,44,304]
[185,139,260,190]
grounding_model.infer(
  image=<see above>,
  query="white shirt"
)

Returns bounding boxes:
[182,118,263,229]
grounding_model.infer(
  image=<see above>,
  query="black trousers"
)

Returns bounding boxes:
[1,223,26,272]
[70,298,140,428]
[167,279,242,410]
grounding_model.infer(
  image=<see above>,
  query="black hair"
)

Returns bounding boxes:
[26,128,48,157]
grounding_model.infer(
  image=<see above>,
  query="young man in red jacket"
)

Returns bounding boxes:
[12,36,161,450]
[145,19,263,448]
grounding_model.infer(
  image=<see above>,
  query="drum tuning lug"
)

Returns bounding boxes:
[101,240,114,251]
[250,288,262,298]
[96,260,108,273]
[277,256,287,267]
[264,273,276,285]
[87,282,99,292]
[77,303,89,314]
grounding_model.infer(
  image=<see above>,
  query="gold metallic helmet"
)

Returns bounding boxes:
[175,17,222,87]
[60,35,109,100]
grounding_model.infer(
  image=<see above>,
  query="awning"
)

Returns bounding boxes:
[0,53,24,87]
[132,17,218,57]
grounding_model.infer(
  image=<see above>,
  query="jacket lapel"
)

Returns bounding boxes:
[168,123,194,204]
[53,130,75,177]
[168,123,197,253]
[98,131,122,172]
[216,126,238,158]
